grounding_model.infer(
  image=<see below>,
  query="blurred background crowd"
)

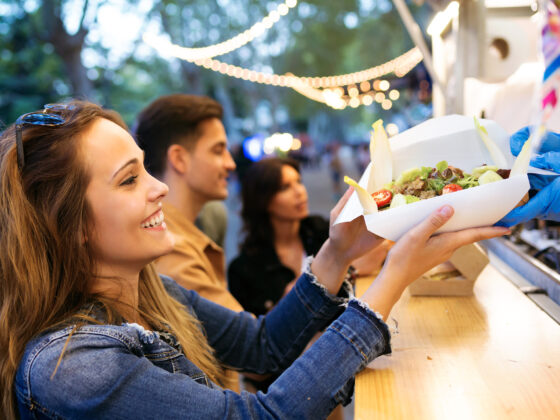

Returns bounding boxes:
[2,0,560,278]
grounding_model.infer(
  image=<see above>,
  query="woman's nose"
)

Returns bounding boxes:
[149,174,169,201]
[295,183,307,197]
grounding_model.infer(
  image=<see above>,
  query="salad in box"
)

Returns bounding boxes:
[335,115,544,241]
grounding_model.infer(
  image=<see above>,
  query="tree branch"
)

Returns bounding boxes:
[77,0,89,32]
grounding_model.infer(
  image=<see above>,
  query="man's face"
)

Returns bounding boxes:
[184,118,236,201]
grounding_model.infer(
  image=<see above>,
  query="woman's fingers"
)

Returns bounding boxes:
[406,205,455,241]
[436,225,510,250]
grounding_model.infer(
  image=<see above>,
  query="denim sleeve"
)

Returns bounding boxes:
[17,301,390,420]
[163,271,353,374]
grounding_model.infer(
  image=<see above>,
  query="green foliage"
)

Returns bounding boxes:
[0,0,433,138]
[0,6,68,125]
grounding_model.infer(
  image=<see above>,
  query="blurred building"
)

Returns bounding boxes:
[428,0,560,133]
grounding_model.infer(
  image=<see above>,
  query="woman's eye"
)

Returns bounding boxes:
[120,175,138,186]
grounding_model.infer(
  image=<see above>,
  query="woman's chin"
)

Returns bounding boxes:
[148,238,175,261]
[159,242,175,258]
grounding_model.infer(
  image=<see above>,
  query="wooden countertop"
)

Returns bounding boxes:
[354,262,560,420]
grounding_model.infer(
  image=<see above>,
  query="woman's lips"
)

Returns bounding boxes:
[141,207,162,223]
[295,201,308,211]
[141,209,165,229]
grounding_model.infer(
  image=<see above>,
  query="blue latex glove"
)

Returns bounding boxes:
[510,126,560,173]
[498,177,560,226]
[497,127,560,227]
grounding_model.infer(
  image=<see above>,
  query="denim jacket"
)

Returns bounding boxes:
[15,270,391,419]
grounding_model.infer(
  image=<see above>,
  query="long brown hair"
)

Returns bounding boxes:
[240,157,301,255]
[0,101,222,418]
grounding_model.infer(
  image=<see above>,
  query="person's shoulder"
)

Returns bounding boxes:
[301,215,329,235]
[300,215,329,254]
[16,324,141,400]
[303,214,329,226]
[155,231,207,267]
[20,324,141,369]
[228,245,277,269]
[15,324,145,417]
[228,252,252,275]
[227,251,269,285]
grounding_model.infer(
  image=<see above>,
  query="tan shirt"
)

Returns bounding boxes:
[156,202,243,391]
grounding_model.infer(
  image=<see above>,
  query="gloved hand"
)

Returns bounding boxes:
[498,177,560,226]
[496,127,560,227]
[510,126,560,173]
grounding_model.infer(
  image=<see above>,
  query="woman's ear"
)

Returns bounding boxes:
[166,144,189,174]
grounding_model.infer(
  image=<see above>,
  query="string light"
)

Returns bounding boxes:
[386,123,399,136]
[379,80,391,91]
[288,75,405,110]
[375,92,386,103]
[193,54,419,109]
[144,16,424,109]
[143,0,299,62]
[186,47,422,89]
[297,48,422,88]
[381,99,393,110]
[362,94,374,106]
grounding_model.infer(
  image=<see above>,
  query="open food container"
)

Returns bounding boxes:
[336,115,549,295]
[336,115,532,241]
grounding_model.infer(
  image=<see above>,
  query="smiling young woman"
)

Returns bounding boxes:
[0,101,509,419]
[0,102,222,417]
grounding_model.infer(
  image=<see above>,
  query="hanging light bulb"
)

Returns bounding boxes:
[381,99,393,110]
[362,94,374,106]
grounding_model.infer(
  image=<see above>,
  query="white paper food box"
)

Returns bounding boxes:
[335,115,532,241]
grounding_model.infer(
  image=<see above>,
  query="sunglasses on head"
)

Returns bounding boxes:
[15,103,74,170]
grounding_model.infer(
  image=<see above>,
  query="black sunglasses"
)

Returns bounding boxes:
[15,104,72,170]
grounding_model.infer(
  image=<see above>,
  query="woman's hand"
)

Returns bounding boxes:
[361,205,510,319]
[327,187,385,263]
[311,188,384,294]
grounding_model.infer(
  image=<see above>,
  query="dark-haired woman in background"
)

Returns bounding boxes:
[228,157,392,317]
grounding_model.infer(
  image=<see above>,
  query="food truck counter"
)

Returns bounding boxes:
[353,243,560,420]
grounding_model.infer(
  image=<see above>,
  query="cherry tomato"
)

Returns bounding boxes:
[442,183,463,194]
[371,189,392,207]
